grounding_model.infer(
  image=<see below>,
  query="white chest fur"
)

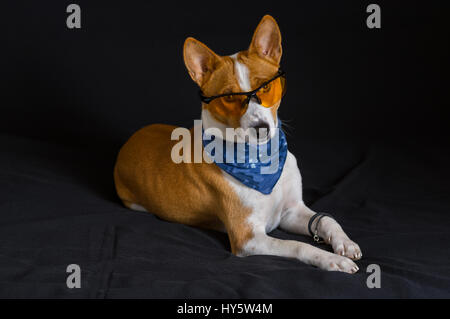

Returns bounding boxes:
[222,151,304,233]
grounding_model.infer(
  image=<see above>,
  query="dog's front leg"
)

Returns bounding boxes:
[279,202,362,260]
[236,231,359,273]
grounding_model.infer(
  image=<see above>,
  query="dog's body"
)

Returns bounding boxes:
[114,15,362,273]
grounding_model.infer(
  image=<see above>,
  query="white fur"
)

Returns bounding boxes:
[232,56,251,91]
[130,203,148,212]
[201,108,230,140]
[232,56,277,140]
[222,151,302,234]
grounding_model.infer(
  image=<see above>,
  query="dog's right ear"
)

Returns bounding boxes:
[183,37,220,87]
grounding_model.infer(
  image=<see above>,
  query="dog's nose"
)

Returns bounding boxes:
[252,122,271,140]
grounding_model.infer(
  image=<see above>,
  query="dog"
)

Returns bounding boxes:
[114,15,362,273]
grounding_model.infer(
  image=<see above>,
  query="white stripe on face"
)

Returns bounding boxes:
[233,56,252,91]
[231,54,277,141]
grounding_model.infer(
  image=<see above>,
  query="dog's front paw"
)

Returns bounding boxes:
[317,252,359,274]
[319,218,362,260]
[328,235,362,260]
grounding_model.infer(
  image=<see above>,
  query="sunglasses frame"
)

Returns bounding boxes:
[199,69,286,106]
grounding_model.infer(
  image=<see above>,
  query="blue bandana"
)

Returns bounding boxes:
[202,128,288,195]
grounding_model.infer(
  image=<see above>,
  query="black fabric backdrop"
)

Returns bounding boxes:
[0,1,449,298]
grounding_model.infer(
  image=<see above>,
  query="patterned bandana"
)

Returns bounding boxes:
[202,127,288,195]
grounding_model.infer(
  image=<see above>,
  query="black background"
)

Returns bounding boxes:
[1,1,450,298]
[2,0,449,148]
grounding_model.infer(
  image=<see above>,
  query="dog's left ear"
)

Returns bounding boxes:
[183,37,220,87]
[249,15,282,64]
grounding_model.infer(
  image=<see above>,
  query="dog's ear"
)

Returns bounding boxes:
[249,15,282,64]
[183,37,220,87]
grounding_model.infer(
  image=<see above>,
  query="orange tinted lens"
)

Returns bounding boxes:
[256,77,284,107]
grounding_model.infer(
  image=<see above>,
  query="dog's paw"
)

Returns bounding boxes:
[328,235,362,260]
[317,252,359,274]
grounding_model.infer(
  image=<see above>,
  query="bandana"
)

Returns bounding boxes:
[202,128,288,195]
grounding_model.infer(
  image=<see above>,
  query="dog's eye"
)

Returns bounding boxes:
[262,83,271,92]
[224,95,235,102]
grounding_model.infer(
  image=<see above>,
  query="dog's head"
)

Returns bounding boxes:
[183,15,284,143]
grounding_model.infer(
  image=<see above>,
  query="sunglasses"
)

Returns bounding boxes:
[199,69,286,108]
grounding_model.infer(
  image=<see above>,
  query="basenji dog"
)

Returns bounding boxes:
[114,15,362,273]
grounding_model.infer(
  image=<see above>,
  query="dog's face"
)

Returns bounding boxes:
[183,15,283,143]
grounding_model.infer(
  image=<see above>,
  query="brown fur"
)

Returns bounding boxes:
[114,124,253,254]
[114,15,283,254]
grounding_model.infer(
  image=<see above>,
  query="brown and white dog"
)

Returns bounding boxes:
[114,15,362,273]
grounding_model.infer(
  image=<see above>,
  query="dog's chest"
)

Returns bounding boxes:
[222,151,303,233]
